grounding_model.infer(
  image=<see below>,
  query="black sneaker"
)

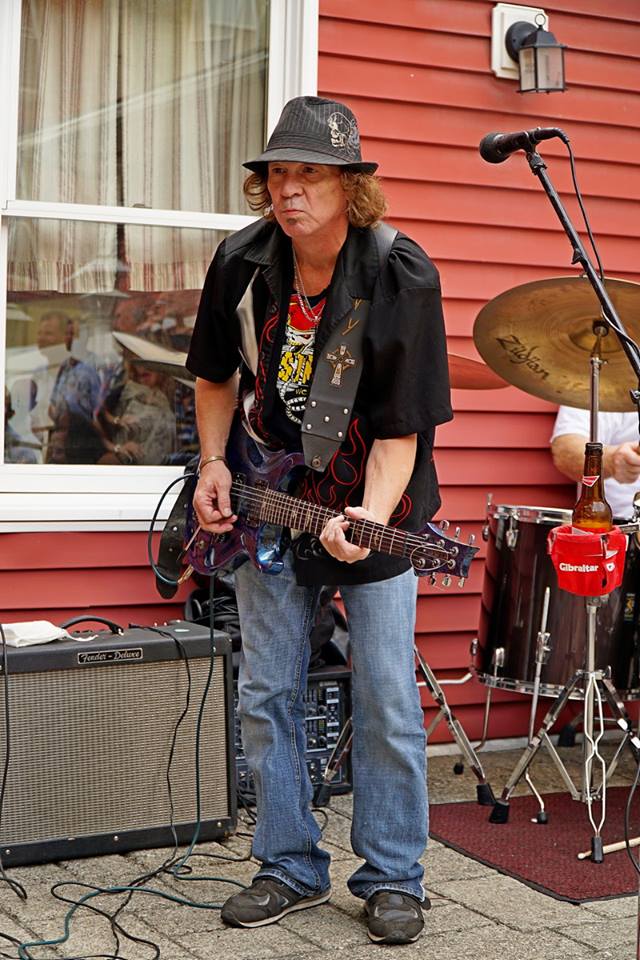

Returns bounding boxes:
[364,890,429,945]
[220,877,331,928]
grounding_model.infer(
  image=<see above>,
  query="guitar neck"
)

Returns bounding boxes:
[232,481,411,560]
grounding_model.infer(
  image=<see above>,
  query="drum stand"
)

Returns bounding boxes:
[314,644,496,807]
[489,340,640,861]
[489,593,640,859]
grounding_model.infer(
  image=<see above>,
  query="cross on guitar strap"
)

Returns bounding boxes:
[301,221,397,471]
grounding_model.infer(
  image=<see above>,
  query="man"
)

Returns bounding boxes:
[187,96,451,945]
[551,406,640,519]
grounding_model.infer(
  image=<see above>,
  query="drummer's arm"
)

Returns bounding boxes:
[552,433,640,484]
[551,434,586,482]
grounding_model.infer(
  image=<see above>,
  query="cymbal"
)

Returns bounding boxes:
[473,276,640,411]
[447,354,509,390]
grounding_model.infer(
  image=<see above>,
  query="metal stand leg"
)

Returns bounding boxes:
[313,645,497,808]
[415,645,495,805]
[522,587,552,824]
[489,596,639,861]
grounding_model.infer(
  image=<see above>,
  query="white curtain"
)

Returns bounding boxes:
[120,0,267,290]
[10,0,119,293]
[9,0,268,294]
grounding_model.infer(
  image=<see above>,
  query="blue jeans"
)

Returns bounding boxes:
[234,553,427,901]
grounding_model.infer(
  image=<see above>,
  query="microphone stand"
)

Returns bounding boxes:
[520,144,640,885]
[524,144,640,404]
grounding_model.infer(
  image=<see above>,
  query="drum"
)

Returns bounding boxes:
[477,504,640,699]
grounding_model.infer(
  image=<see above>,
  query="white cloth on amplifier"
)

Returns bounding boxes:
[1,621,73,647]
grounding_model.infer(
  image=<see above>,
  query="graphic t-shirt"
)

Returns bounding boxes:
[276,290,327,425]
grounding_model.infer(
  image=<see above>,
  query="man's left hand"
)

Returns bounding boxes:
[320,506,374,563]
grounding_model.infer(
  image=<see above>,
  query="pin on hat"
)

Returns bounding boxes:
[244,96,377,174]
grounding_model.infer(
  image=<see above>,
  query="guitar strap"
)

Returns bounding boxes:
[301,222,397,471]
[155,222,397,596]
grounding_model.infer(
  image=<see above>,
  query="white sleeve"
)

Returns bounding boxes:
[550,405,590,442]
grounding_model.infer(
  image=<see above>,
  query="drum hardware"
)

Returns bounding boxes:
[488,596,638,862]
[505,515,519,550]
[487,345,640,861]
[482,494,492,542]
[314,644,497,807]
[578,836,640,861]
[472,640,501,751]
[414,645,494,805]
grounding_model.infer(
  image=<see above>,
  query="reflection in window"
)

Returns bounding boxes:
[5,218,229,467]
[18,0,269,214]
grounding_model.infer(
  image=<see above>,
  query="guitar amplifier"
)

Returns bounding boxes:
[0,620,236,866]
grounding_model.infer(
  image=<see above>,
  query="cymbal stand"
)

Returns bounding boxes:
[489,341,640,861]
[415,645,495,805]
[314,644,496,808]
[521,587,552,824]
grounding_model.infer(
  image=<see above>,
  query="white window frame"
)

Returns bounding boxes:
[0,0,318,530]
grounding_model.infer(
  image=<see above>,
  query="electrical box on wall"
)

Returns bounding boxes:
[491,3,547,79]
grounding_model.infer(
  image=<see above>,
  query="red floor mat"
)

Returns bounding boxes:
[429,787,640,902]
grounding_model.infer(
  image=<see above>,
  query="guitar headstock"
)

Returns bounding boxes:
[411,521,478,586]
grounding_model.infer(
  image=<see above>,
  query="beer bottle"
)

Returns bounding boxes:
[571,442,613,532]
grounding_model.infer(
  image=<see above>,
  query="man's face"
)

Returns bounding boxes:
[267,162,348,241]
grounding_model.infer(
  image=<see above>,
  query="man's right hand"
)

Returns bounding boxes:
[193,460,237,533]
[605,442,640,485]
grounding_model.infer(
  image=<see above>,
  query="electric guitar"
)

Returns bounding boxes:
[185,419,478,585]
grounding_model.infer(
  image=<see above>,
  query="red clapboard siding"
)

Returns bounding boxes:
[321,18,640,95]
[385,181,640,239]
[319,0,639,742]
[345,96,640,167]
[320,55,640,129]
[0,532,188,625]
[0,532,163,570]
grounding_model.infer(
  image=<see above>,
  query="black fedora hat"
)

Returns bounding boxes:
[244,96,378,174]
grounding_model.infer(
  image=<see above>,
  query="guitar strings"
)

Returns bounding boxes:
[223,481,459,566]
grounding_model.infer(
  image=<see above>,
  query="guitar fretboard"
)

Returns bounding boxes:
[232,481,430,562]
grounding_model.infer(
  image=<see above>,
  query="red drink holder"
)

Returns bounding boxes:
[547,525,628,597]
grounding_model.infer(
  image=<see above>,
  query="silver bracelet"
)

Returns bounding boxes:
[199,454,228,472]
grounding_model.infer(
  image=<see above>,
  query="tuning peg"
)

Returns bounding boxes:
[439,519,450,531]
[442,575,451,588]
[468,534,476,545]
[458,577,466,588]
[454,526,461,539]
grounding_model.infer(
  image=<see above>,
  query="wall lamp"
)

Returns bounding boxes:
[492,4,567,93]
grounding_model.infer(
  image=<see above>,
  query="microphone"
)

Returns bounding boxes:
[479,127,565,164]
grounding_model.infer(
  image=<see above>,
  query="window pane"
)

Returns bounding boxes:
[17,0,269,214]
[5,217,229,466]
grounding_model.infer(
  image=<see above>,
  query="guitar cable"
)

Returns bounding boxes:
[564,138,640,365]
[146,470,197,590]
[0,623,28,904]
[16,592,257,960]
